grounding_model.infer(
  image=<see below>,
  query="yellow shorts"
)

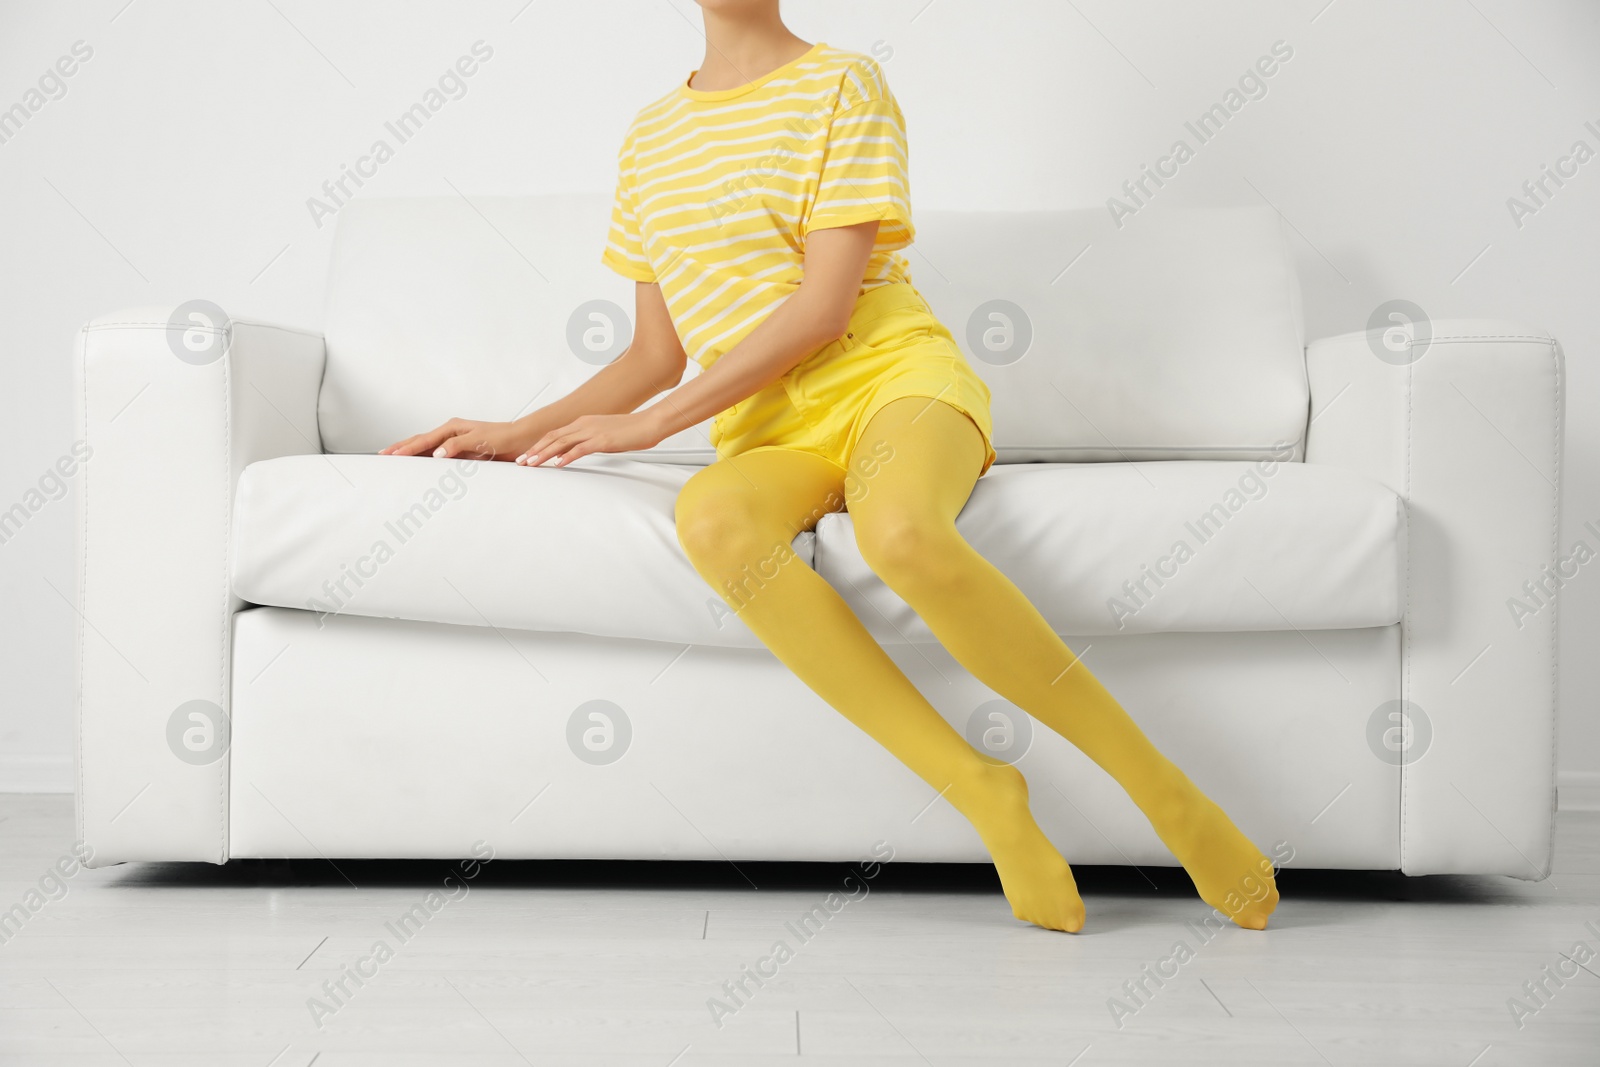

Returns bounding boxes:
[708,281,997,477]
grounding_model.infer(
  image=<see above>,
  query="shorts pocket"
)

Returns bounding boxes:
[847,298,938,352]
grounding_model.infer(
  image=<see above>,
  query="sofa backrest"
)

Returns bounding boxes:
[318,196,1307,462]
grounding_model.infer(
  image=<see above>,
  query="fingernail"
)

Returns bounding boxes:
[433,447,446,458]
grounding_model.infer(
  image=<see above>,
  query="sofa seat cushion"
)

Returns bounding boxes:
[812,459,1404,640]
[232,454,790,649]
[233,454,1402,648]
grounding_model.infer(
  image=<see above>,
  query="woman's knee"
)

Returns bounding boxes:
[853,507,961,589]
[675,482,776,569]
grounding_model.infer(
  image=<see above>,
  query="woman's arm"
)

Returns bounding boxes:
[378,279,690,459]
[517,219,879,466]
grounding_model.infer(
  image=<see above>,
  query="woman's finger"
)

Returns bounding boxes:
[527,430,585,466]
[558,428,614,466]
[380,432,426,456]
[386,421,461,457]
[517,426,574,465]
[435,431,491,459]
[553,438,599,466]
[533,434,581,465]
[516,431,556,463]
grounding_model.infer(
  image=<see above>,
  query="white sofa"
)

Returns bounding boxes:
[73,196,1565,879]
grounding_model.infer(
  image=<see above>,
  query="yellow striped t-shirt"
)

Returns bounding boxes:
[602,41,914,370]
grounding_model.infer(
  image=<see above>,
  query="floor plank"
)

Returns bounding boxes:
[1,794,1596,1065]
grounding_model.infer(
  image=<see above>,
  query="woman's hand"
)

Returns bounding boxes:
[516,411,668,468]
[378,418,530,461]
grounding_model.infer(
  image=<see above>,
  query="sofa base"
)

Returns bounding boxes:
[228,608,1402,870]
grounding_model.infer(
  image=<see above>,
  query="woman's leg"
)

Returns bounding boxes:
[675,446,1085,931]
[846,396,1279,929]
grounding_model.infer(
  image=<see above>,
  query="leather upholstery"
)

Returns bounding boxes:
[1306,321,1564,877]
[75,310,325,864]
[229,607,1403,869]
[231,453,1403,645]
[231,453,780,647]
[316,197,1307,464]
[813,458,1402,641]
[914,205,1308,463]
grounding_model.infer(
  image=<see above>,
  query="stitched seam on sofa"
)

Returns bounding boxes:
[75,326,89,852]
[1298,344,1313,462]
[219,337,232,863]
[1401,352,1413,871]
[80,320,323,341]
[1428,335,1556,344]
[989,443,1306,453]
[1543,340,1563,874]
[1278,211,1311,457]
[1395,494,1405,625]
[82,322,214,330]
[312,334,330,453]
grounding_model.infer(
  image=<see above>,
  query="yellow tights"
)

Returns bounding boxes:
[675,397,1278,932]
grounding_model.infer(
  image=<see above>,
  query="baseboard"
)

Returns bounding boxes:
[1560,771,1600,812]
[0,754,73,793]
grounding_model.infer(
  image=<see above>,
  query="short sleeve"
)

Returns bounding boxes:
[601,142,656,283]
[802,92,913,253]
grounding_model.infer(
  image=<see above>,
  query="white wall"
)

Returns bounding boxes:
[2,0,1596,802]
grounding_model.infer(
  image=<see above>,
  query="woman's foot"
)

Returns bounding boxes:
[951,762,1085,933]
[1146,774,1279,929]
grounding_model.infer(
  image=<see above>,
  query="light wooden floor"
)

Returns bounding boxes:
[1,795,1596,1066]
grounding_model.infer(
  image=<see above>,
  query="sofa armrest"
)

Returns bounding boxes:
[1305,319,1564,877]
[75,307,326,865]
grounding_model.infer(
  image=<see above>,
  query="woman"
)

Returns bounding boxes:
[381,0,1278,933]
